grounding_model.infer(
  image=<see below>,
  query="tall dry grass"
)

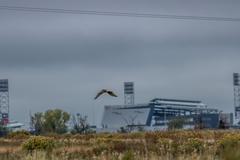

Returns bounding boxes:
[0,130,240,160]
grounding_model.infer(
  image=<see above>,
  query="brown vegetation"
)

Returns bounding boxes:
[0,130,240,160]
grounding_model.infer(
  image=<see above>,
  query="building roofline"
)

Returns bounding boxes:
[150,98,201,104]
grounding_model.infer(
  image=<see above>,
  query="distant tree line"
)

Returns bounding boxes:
[0,109,229,136]
[0,108,92,136]
[30,109,92,135]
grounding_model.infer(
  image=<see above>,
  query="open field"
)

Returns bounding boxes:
[1,130,240,160]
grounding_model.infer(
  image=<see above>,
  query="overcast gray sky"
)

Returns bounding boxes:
[0,0,240,126]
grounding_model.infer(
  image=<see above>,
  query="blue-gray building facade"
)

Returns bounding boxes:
[101,98,220,131]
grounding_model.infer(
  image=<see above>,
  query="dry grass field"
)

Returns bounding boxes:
[0,130,240,160]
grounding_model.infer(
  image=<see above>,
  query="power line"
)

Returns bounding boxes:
[0,5,240,22]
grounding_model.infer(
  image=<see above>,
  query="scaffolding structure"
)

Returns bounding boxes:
[233,73,240,120]
[0,79,9,125]
[124,82,134,105]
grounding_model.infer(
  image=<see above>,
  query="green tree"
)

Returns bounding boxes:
[32,109,70,134]
[31,112,44,135]
[71,113,91,134]
[168,117,186,130]
[43,109,70,134]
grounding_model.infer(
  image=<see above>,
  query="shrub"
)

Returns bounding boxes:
[170,139,182,155]
[22,136,56,152]
[217,134,240,160]
[157,138,171,154]
[7,130,31,139]
[145,132,158,144]
[218,134,240,149]
[92,143,109,156]
[183,138,204,153]
[122,150,135,160]
[168,118,186,130]
[110,140,129,153]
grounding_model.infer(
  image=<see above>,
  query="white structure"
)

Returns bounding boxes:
[6,121,24,131]
[102,104,150,131]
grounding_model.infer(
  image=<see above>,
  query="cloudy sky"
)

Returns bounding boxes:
[0,0,240,126]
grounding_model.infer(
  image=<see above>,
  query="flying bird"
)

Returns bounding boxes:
[94,89,118,100]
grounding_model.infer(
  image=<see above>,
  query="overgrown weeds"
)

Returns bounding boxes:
[0,130,239,160]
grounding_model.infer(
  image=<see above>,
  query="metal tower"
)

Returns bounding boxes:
[124,82,134,106]
[233,73,240,120]
[0,79,9,125]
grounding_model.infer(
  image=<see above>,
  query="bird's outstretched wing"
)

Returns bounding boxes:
[107,91,118,97]
[94,89,107,99]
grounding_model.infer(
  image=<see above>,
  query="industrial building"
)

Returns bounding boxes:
[100,82,232,132]
[101,98,221,132]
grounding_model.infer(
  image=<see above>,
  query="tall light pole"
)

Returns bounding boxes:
[233,73,240,124]
[0,79,9,125]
